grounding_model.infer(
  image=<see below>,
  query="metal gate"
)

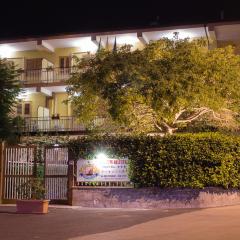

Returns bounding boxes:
[1,145,36,203]
[44,147,69,203]
[0,144,69,204]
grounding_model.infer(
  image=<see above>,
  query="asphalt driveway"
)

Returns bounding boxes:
[0,205,194,240]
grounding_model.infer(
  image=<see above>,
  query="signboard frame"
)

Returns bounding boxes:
[77,158,129,182]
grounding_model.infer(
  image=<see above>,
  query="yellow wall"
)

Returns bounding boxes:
[10,43,145,69]
[24,93,46,118]
[51,92,70,116]
[11,47,80,68]
[7,57,25,69]
[21,92,71,118]
[42,58,54,68]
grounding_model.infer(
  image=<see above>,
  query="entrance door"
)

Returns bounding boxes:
[44,147,69,203]
[38,106,50,131]
[25,58,42,83]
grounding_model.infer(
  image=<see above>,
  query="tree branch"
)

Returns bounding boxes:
[174,107,226,124]
[174,107,212,124]
[212,111,224,121]
[154,122,163,131]
[162,122,178,135]
[173,109,186,124]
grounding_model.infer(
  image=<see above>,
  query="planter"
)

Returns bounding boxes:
[52,114,60,120]
[16,199,50,214]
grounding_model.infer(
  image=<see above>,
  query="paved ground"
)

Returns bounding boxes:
[0,205,195,240]
[1,205,240,240]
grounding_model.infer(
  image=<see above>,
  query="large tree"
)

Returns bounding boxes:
[0,59,21,140]
[67,38,240,134]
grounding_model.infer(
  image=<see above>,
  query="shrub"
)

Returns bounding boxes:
[17,178,45,200]
[68,133,240,188]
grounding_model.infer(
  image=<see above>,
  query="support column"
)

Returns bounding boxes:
[67,101,72,116]
[67,149,75,205]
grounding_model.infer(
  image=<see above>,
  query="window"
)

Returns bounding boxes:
[17,104,22,115]
[16,102,31,116]
[59,56,71,69]
[26,58,42,70]
[24,103,30,115]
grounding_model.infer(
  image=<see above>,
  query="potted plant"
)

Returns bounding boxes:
[16,178,50,214]
[46,66,53,71]
[51,113,60,120]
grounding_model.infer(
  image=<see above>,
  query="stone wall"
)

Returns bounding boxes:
[72,187,240,208]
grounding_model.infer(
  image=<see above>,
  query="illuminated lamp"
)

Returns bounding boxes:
[95,153,108,161]
[0,45,15,58]
[73,37,98,53]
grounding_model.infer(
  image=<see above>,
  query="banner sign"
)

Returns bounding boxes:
[77,158,129,182]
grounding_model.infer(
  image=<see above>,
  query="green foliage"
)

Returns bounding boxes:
[0,59,21,141]
[67,39,240,134]
[17,178,45,200]
[68,133,240,188]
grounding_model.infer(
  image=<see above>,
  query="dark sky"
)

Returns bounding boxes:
[1,1,240,40]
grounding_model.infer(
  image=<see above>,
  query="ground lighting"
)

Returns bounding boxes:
[94,152,108,169]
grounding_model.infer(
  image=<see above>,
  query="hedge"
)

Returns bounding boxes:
[68,133,240,188]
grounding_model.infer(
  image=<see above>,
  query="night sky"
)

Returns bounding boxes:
[1,1,240,40]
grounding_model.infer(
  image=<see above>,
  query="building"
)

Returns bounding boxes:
[1,21,240,136]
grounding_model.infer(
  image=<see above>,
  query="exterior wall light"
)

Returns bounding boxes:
[0,45,15,58]
[73,37,97,53]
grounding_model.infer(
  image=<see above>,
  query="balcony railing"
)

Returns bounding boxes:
[21,116,85,133]
[17,67,76,85]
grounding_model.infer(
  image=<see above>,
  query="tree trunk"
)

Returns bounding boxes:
[162,122,177,135]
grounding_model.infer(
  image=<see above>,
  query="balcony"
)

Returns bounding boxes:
[17,67,76,85]
[20,116,85,133]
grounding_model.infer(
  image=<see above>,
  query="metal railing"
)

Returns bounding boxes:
[17,67,76,85]
[21,116,85,133]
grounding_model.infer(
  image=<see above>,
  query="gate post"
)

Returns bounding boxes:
[68,148,75,205]
[67,162,74,205]
[0,142,5,204]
